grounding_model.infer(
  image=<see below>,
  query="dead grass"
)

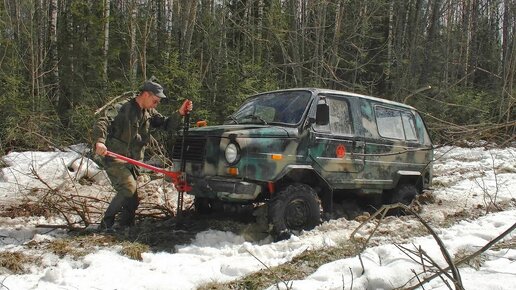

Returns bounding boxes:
[441,199,515,227]
[417,191,437,204]
[70,233,119,248]
[0,251,39,274]
[24,231,148,264]
[0,201,52,218]
[198,241,360,290]
[26,234,119,259]
[48,239,75,258]
[121,242,150,261]
[431,179,450,188]
[455,248,487,270]
[495,166,516,174]
[491,237,516,251]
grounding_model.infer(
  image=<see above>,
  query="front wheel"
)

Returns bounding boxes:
[268,184,321,241]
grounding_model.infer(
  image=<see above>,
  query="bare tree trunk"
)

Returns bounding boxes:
[462,0,472,86]
[408,0,423,88]
[31,0,42,111]
[37,0,47,111]
[386,0,394,88]
[155,0,165,54]
[502,0,509,69]
[443,0,454,87]
[289,0,302,85]
[500,0,511,126]
[391,0,410,95]
[314,1,327,84]
[129,0,138,86]
[353,2,370,88]
[177,0,198,64]
[468,0,479,86]
[166,0,173,48]
[254,0,265,63]
[501,15,515,134]
[420,0,442,84]
[48,0,59,105]
[56,0,76,128]
[184,0,198,57]
[139,12,154,81]
[103,0,111,86]
[329,0,345,89]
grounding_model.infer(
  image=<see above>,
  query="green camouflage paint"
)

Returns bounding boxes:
[172,88,433,204]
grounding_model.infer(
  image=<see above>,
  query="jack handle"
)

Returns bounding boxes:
[105,150,192,192]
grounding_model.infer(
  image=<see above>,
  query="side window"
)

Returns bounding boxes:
[375,106,419,141]
[402,112,418,141]
[315,97,353,135]
[375,106,404,139]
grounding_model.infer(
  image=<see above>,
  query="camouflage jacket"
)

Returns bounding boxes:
[93,98,181,161]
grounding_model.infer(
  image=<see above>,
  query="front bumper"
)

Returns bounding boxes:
[188,176,263,202]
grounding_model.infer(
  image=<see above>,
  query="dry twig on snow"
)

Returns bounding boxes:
[350,203,464,290]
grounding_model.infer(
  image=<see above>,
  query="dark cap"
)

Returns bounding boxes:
[140,79,167,99]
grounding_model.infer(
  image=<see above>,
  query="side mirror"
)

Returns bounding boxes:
[316,103,329,125]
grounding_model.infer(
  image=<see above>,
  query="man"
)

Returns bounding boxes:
[93,78,192,232]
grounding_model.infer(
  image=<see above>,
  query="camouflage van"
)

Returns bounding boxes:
[172,88,433,238]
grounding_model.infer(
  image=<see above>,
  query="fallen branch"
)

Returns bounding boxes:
[404,221,516,290]
[35,224,85,230]
[245,249,294,290]
[94,91,136,115]
[350,203,464,290]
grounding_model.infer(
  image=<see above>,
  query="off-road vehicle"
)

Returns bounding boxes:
[171,88,433,238]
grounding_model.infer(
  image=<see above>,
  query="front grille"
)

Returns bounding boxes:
[171,136,206,162]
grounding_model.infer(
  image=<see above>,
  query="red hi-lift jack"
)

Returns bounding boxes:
[105,151,192,193]
[104,112,192,217]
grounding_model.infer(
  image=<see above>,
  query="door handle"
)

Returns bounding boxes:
[353,140,364,149]
[352,140,366,156]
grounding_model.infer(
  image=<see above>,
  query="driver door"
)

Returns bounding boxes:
[309,95,365,188]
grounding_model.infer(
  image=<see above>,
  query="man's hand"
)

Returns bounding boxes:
[179,99,193,116]
[95,142,108,156]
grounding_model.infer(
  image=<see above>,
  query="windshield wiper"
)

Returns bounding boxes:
[225,115,239,124]
[240,114,268,125]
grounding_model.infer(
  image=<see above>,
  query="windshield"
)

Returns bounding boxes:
[227,90,313,125]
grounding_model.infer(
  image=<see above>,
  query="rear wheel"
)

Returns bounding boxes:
[194,197,213,214]
[268,184,321,241]
[383,184,418,214]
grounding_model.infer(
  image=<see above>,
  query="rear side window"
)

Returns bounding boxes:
[402,112,418,140]
[375,106,418,141]
[314,97,353,135]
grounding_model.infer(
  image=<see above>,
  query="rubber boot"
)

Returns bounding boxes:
[119,194,139,227]
[100,193,126,233]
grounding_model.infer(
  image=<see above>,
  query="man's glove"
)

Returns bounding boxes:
[179,99,193,116]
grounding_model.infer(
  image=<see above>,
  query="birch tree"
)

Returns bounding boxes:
[48,0,59,105]
[103,0,111,85]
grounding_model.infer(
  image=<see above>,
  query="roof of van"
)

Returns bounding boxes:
[257,88,417,110]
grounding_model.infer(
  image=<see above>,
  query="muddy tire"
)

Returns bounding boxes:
[383,184,418,215]
[194,197,213,214]
[268,184,321,241]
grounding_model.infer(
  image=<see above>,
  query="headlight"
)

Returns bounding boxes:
[225,143,240,165]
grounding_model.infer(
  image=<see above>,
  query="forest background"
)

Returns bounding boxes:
[0,0,514,154]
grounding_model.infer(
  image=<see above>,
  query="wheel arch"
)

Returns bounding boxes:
[273,165,333,213]
[394,170,424,193]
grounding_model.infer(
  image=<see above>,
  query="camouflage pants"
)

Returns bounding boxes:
[102,163,139,228]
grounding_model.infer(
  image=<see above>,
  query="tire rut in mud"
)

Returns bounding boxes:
[86,209,268,253]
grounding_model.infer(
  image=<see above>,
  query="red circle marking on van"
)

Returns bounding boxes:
[336,144,346,158]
